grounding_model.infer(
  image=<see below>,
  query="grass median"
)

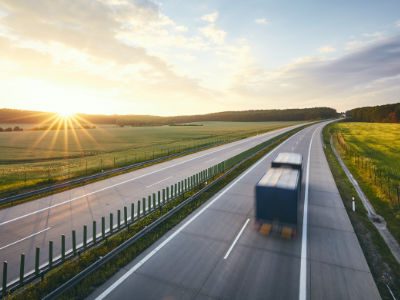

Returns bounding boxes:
[7,124,309,300]
[323,123,400,300]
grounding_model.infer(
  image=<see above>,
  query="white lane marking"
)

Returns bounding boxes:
[0,126,295,227]
[145,177,172,188]
[298,126,318,300]
[94,127,305,300]
[223,218,250,260]
[0,227,51,251]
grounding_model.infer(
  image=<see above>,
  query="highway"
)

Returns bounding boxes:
[0,123,304,286]
[90,122,380,300]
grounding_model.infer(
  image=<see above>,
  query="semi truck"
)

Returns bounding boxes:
[255,152,303,237]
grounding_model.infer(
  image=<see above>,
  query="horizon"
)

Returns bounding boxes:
[0,105,342,118]
[0,1,399,115]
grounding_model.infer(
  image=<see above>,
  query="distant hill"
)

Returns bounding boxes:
[346,103,400,123]
[0,107,338,126]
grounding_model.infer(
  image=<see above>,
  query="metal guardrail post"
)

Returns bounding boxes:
[143,197,146,214]
[61,235,66,261]
[170,185,173,199]
[19,253,25,284]
[152,193,156,209]
[2,261,7,295]
[110,213,113,233]
[162,189,165,204]
[131,203,135,223]
[101,217,105,239]
[158,191,161,206]
[147,196,151,212]
[117,210,121,230]
[35,247,40,275]
[92,221,97,244]
[72,230,77,255]
[166,187,169,201]
[124,206,128,227]
[138,200,141,218]
[49,241,53,268]
[83,225,87,248]
[178,182,181,195]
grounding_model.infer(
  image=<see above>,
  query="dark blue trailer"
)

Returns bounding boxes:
[255,167,300,225]
[255,152,302,237]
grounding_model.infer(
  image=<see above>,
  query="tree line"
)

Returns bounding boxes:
[0,126,23,132]
[0,107,338,126]
[346,102,400,123]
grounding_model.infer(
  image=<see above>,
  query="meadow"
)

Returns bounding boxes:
[333,122,400,242]
[0,121,299,196]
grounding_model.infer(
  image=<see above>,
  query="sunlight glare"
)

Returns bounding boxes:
[57,110,76,119]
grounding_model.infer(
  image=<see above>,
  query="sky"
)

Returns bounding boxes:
[0,0,399,116]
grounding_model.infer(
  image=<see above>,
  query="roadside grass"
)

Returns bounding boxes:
[323,123,400,300]
[0,121,300,197]
[6,124,306,300]
[332,122,400,244]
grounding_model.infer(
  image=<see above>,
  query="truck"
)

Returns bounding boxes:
[255,152,303,237]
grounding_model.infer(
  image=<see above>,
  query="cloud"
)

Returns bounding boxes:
[345,31,385,51]
[318,45,336,53]
[199,23,226,44]
[255,18,269,25]
[201,11,218,23]
[0,0,228,114]
[231,34,400,110]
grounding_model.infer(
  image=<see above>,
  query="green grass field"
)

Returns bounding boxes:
[0,121,299,196]
[333,122,400,243]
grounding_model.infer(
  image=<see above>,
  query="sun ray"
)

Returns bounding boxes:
[68,118,83,154]
[31,114,62,150]
[70,116,99,151]
[63,117,69,157]
[48,116,64,156]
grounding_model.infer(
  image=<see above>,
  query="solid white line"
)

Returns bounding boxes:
[223,218,250,260]
[0,127,292,227]
[95,127,305,300]
[298,126,319,300]
[0,227,51,251]
[145,177,172,188]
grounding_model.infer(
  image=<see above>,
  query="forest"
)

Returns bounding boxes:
[0,107,338,126]
[346,102,400,123]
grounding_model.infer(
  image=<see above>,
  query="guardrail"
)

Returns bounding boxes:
[0,161,226,297]
[0,125,305,298]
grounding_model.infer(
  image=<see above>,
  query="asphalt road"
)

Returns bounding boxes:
[89,122,380,300]
[0,123,304,286]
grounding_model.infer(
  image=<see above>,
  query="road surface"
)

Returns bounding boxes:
[0,123,304,286]
[90,122,380,300]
